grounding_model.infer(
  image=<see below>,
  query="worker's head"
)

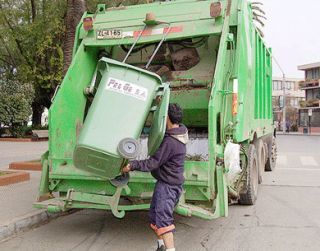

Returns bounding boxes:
[167,103,183,128]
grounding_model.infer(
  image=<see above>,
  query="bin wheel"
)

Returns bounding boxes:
[254,139,265,184]
[265,136,277,172]
[239,144,259,205]
[117,138,141,159]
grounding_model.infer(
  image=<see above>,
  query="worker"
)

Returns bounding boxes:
[122,103,188,251]
[286,120,290,133]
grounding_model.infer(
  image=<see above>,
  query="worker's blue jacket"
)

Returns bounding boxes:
[129,124,188,185]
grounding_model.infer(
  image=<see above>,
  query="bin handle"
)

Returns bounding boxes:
[122,25,147,63]
[84,60,110,95]
[145,25,171,69]
[85,67,98,95]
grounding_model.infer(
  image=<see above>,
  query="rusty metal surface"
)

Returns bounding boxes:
[171,48,200,71]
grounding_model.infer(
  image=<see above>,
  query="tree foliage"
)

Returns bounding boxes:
[250,1,266,37]
[0,0,66,125]
[87,0,149,11]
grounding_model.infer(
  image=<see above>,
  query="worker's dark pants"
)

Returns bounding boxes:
[149,180,183,236]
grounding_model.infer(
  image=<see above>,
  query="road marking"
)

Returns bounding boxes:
[262,184,320,188]
[277,155,287,166]
[277,168,320,171]
[300,156,318,166]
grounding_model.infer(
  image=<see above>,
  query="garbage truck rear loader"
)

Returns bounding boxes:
[35,0,277,219]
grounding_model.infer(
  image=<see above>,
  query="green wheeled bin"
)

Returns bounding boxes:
[73,57,165,178]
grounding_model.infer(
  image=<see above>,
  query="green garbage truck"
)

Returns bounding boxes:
[35,0,277,220]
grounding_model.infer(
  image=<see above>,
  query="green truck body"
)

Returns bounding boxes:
[35,0,277,220]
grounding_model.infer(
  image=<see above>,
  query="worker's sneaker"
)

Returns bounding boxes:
[156,245,166,251]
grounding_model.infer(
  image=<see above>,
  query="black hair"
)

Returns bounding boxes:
[168,103,183,124]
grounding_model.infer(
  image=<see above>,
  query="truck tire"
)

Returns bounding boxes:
[239,144,259,205]
[254,139,265,184]
[265,136,277,172]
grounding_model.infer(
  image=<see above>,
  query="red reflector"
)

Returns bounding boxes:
[83,17,93,31]
[210,2,222,18]
[163,26,183,33]
[133,26,183,38]
[232,93,238,116]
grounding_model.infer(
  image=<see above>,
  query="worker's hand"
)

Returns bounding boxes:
[122,164,131,173]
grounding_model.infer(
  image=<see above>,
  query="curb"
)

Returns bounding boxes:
[0,171,30,186]
[276,133,320,136]
[0,138,33,142]
[0,210,66,242]
[0,138,48,142]
[9,161,42,171]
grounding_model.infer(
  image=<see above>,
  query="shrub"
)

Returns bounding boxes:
[0,80,34,137]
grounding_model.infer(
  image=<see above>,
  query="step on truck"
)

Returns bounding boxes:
[35,0,277,220]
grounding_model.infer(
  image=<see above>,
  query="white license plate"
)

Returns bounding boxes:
[97,29,122,39]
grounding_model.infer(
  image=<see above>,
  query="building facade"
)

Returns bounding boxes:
[272,77,304,131]
[298,62,320,133]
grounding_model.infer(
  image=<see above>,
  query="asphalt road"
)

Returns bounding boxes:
[1,135,320,251]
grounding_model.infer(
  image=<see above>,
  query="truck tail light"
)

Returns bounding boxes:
[83,17,93,31]
[232,93,238,116]
[232,79,238,116]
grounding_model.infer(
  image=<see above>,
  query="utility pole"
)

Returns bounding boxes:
[308,108,312,134]
[282,73,286,134]
[272,55,287,134]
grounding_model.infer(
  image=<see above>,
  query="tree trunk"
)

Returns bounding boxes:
[63,0,86,75]
[30,0,36,22]
[32,102,44,127]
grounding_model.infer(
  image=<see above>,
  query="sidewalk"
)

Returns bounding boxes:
[276,131,320,136]
[0,141,61,241]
